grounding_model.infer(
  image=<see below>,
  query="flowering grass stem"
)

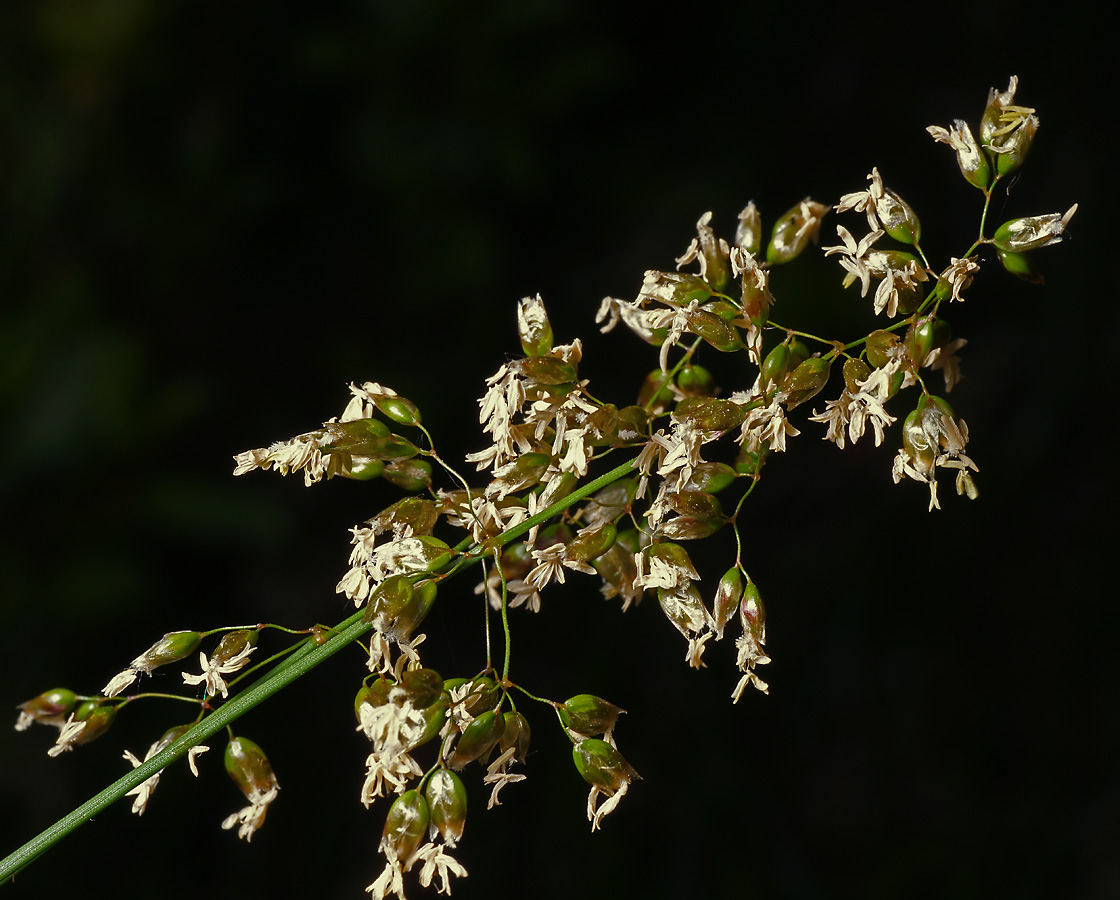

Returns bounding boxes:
[3,455,643,884]
[0,614,366,883]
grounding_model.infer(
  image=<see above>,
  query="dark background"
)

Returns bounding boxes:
[2,2,1115,898]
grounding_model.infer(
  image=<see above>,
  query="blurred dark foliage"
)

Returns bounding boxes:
[2,1,1116,898]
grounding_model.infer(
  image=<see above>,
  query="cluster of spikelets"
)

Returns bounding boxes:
[14,77,1076,900]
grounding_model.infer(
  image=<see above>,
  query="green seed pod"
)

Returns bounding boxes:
[905,317,952,366]
[672,397,746,433]
[666,491,722,519]
[591,542,638,597]
[929,276,954,305]
[915,393,968,456]
[734,447,766,476]
[525,381,581,406]
[981,80,1038,176]
[371,575,436,643]
[876,188,921,245]
[382,790,429,866]
[734,202,762,255]
[584,405,620,445]
[583,479,637,525]
[513,357,577,386]
[784,357,833,410]
[703,298,743,322]
[538,470,578,507]
[395,579,438,640]
[517,294,554,357]
[450,709,505,769]
[321,418,392,458]
[992,209,1076,253]
[638,369,674,414]
[560,694,625,737]
[766,199,828,264]
[425,768,468,846]
[381,458,432,492]
[17,688,78,726]
[73,700,99,721]
[868,248,923,272]
[900,409,936,474]
[373,435,420,461]
[441,679,471,722]
[212,630,258,666]
[657,581,710,636]
[374,394,422,427]
[842,357,873,394]
[354,679,390,723]
[761,343,791,389]
[643,270,712,306]
[453,676,500,718]
[787,339,811,369]
[615,405,649,441]
[409,693,450,751]
[572,738,639,792]
[614,528,643,555]
[695,219,732,294]
[499,541,533,581]
[566,523,618,564]
[676,365,716,398]
[535,521,574,552]
[499,711,531,762]
[685,307,743,354]
[149,723,193,756]
[864,330,900,369]
[72,703,118,746]
[740,264,773,328]
[740,581,766,645]
[932,119,990,190]
[680,461,737,494]
[364,574,416,634]
[400,668,444,710]
[131,631,204,673]
[467,678,501,715]
[888,368,905,399]
[361,417,392,439]
[371,497,440,536]
[659,516,725,541]
[895,281,924,318]
[713,567,745,637]
[341,457,385,481]
[994,119,1037,175]
[224,736,277,798]
[489,452,551,496]
[647,541,697,577]
[997,249,1045,284]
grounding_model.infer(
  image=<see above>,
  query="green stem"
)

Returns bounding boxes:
[509,682,555,705]
[118,692,205,707]
[765,322,835,349]
[452,457,639,559]
[0,611,368,884]
[3,455,641,883]
[728,476,759,569]
[483,560,493,671]
[495,547,511,682]
[977,174,1001,240]
[912,241,931,271]
[226,640,306,692]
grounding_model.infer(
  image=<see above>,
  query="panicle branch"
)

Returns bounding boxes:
[8,77,1076,899]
